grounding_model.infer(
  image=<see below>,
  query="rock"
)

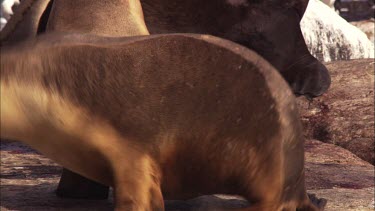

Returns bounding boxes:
[301,0,374,62]
[304,139,375,211]
[351,19,375,43]
[1,140,373,210]
[297,59,374,164]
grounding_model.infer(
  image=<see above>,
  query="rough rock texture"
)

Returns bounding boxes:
[1,140,373,210]
[351,19,375,43]
[297,59,374,164]
[301,0,374,62]
[304,139,374,211]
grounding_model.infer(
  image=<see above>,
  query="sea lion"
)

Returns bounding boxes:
[1,33,325,210]
[139,0,331,97]
[1,0,331,97]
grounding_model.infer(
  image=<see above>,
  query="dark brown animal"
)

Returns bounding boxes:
[139,0,331,97]
[1,33,325,210]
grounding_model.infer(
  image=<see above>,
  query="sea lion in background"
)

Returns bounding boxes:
[1,0,330,97]
[139,0,331,97]
[1,33,325,211]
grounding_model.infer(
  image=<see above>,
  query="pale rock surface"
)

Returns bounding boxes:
[301,0,374,62]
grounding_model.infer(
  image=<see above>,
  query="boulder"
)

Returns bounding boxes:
[304,139,374,211]
[297,59,374,164]
[301,0,374,62]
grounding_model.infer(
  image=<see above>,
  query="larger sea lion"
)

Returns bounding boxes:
[1,0,331,97]
[1,33,325,210]
[139,0,331,97]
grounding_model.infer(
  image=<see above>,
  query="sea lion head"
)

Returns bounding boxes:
[141,0,331,96]
[222,0,331,97]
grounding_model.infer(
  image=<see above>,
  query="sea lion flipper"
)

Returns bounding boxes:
[306,193,327,210]
[112,151,163,211]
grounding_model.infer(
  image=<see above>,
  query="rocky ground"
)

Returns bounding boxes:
[298,59,374,164]
[1,140,374,211]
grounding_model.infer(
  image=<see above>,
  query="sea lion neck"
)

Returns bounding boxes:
[46,0,149,36]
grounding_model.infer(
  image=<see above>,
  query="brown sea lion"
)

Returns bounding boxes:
[1,0,330,97]
[1,33,325,210]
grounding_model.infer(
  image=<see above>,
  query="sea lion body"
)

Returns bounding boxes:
[1,33,323,210]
